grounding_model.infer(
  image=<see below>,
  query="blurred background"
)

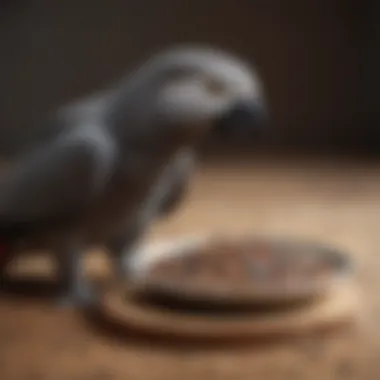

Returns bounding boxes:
[2,1,380,379]
[1,0,380,156]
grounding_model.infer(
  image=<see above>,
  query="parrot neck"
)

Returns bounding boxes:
[105,102,198,157]
[103,72,203,155]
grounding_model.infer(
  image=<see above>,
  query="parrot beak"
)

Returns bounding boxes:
[214,99,269,141]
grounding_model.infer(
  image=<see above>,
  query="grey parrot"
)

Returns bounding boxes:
[0,45,267,307]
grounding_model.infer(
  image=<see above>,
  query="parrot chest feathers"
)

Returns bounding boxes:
[78,163,171,241]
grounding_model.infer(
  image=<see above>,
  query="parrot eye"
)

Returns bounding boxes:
[202,77,227,97]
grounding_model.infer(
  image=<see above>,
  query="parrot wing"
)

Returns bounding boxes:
[0,127,116,225]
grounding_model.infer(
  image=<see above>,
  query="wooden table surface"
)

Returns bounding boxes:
[1,155,380,380]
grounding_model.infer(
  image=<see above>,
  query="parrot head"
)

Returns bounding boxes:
[150,45,268,143]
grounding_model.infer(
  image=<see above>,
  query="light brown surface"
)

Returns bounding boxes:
[2,156,380,379]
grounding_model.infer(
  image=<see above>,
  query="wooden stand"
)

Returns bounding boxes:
[97,281,359,344]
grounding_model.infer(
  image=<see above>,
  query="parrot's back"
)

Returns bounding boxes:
[0,92,108,160]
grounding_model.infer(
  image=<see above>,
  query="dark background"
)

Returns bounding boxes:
[1,0,380,155]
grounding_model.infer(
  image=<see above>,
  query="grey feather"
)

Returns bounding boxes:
[157,151,195,217]
[0,45,265,307]
[0,127,116,222]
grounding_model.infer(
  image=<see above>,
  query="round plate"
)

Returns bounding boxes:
[126,236,354,308]
[98,281,359,343]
